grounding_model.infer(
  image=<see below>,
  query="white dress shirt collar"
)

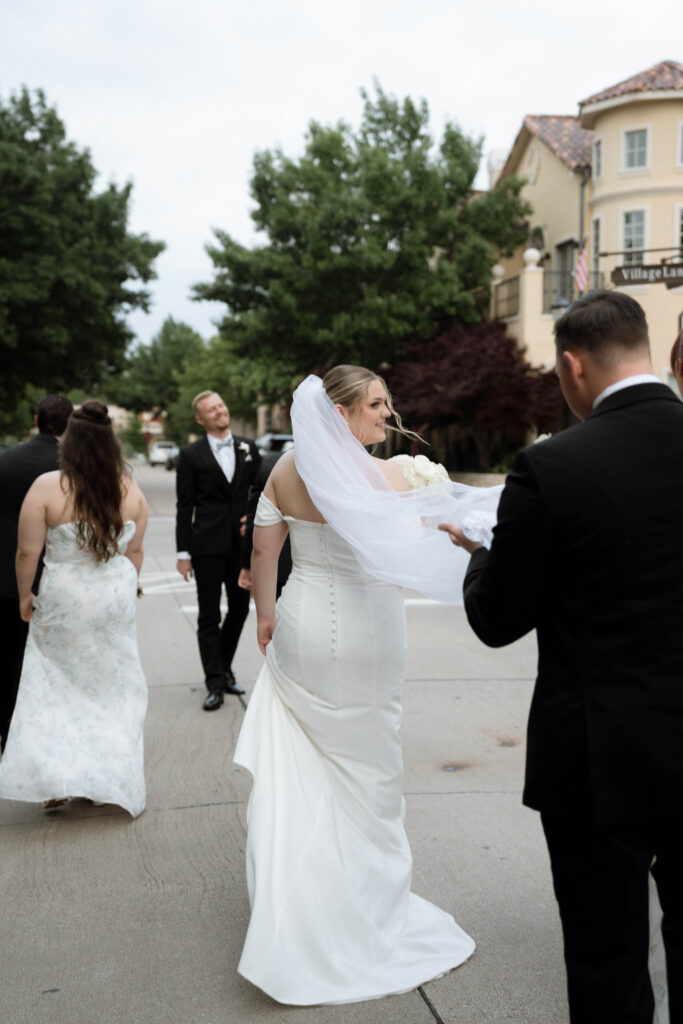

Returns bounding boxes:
[207,430,233,451]
[592,374,661,410]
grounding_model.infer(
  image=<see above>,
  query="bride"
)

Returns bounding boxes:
[0,402,149,817]
[234,366,501,1006]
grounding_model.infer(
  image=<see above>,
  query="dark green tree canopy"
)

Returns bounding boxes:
[0,87,165,408]
[193,85,530,389]
[113,317,205,420]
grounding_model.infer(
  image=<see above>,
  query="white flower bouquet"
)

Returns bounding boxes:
[388,453,450,490]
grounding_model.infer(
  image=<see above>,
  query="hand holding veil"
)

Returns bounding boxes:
[291,375,503,605]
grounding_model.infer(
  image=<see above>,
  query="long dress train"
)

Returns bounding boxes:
[234,497,474,1005]
[0,521,148,817]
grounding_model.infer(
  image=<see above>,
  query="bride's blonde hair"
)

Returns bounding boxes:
[321,365,419,442]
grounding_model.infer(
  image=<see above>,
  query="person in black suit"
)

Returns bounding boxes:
[441,291,683,1024]
[0,394,73,749]
[671,326,683,394]
[176,391,261,711]
[238,447,293,599]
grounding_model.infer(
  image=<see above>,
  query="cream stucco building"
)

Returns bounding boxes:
[491,60,683,380]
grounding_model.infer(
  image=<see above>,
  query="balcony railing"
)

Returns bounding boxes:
[542,271,604,313]
[494,276,520,319]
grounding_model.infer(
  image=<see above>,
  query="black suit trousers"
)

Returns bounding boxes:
[541,813,683,1024]
[0,598,29,749]
[192,550,250,690]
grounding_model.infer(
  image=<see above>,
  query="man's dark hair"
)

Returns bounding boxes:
[554,289,650,358]
[36,395,74,436]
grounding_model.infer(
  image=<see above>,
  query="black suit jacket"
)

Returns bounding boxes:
[0,433,60,600]
[241,450,293,590]
[462,383,683,825]
[175,434,261,558]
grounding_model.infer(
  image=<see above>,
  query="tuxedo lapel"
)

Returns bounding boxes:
[231,437,245,488]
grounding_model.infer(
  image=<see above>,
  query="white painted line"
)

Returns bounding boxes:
[176,596,441,614]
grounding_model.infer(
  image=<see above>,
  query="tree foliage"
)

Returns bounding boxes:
[168,334,291,442]
[387,321,563,470]
[112,317,205,431]
[194,85,530,395]
[0,87,165,409]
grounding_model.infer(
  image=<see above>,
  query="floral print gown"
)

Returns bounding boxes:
[0,521,148,817]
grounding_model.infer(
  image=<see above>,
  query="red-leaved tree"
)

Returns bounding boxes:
[387,321,563,470]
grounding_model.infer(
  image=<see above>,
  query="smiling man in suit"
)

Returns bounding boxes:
[176,391,261,710]
[441,291,683,1023]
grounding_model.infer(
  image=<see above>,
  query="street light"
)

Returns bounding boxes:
[551,295,570,321]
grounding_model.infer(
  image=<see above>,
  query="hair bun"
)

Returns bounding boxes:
[73,400,111,426]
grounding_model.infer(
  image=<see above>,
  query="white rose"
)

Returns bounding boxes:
[413,455,449,486]
[389,454,420,488]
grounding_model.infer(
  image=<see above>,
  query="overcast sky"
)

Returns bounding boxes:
[2,0,679,346]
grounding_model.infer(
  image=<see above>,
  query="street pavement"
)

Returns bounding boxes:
[0,464,571,1024]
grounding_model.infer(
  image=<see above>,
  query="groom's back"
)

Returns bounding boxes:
[462,288,683,824]
[517,383,683,820]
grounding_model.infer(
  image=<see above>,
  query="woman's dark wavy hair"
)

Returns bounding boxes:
[59,401,129,562]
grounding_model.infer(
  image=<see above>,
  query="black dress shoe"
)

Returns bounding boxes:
[203,689,224,711]
[223,670,245,696]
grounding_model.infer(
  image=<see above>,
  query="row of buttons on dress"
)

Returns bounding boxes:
[318,531,337,656]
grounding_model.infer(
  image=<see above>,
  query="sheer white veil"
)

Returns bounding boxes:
[291,375,503,605]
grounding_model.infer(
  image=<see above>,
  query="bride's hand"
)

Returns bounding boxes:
[438,523,483,555]
[19,594,34,622]
[257,615,276,655]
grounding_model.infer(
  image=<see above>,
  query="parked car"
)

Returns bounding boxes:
[148,441,179,467]
[255,432,294,453]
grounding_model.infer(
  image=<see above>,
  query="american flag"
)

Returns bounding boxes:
[574,247,589,294]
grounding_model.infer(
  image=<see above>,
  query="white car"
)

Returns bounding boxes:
[148,441,179,466]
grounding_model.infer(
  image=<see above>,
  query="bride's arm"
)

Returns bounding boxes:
[123,479,149,577]
[251,519,289,655]
[16,477,49,622]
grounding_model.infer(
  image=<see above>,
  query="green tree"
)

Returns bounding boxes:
[168,333,290,441]
[0,87,165,411]
[113,317,205,437]
[118,414,148,457]
[194,84,530,396]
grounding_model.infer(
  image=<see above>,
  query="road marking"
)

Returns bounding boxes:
[176,597,441,614]
[138,572,443,608]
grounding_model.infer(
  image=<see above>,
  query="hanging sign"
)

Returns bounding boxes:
[611,263,683,288]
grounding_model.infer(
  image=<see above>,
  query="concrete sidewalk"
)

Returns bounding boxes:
[0,466,569,1024]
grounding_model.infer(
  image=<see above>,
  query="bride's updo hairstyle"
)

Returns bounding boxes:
[59,401,128,562]
[322,365,418,441]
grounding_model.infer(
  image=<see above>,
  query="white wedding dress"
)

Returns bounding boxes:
[0,521,148,817]
[234,495,475,1005]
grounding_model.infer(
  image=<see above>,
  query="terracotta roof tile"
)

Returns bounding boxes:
[580,60,683,107]
[524,115,593,170]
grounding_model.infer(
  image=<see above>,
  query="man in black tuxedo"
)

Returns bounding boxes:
[176,391,261,711]
[0,394,73,749]
[441,291,683,1023]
